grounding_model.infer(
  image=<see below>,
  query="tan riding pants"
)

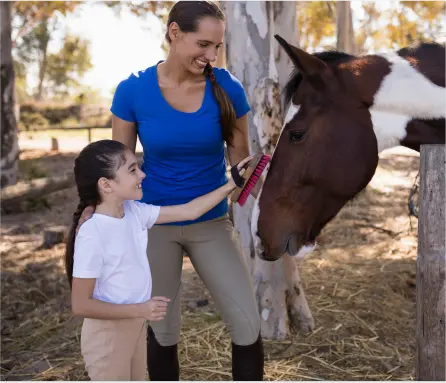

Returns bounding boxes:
[147,214,260,346]
[81,318,146,381]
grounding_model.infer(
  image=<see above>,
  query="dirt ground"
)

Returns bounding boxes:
[1,143,420,381]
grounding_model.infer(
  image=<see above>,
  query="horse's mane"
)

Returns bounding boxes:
[284,50,355,106]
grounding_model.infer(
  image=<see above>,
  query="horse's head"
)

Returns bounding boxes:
[253,35,379,262]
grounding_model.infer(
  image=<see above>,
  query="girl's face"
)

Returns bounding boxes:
[109,150,146,201]
[171,16,225,75]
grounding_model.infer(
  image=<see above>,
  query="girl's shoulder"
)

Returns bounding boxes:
[76,216,101,239]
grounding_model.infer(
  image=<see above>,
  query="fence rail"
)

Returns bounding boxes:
[20,124,111,143]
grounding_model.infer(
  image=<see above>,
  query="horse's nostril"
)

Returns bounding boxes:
[286,235,303,256]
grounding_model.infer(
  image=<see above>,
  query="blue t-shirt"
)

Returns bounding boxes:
[110,63,250,225]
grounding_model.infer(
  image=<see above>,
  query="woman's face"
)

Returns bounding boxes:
[170,16,225,74]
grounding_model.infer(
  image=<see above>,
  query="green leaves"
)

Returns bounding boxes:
[45,34,93,97]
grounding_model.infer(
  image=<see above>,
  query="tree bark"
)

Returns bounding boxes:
[336,1,356,54]
[1,1,19,188]
[221,1,314,339]
[214,1,227,69]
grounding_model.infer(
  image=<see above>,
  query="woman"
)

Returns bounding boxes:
[81,1,263,380]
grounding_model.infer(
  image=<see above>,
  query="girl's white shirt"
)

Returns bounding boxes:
[73,200,160,305]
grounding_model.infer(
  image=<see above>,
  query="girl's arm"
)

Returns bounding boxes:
[155,155,253,225]
[155,182,235,225]
[71,278,169,321]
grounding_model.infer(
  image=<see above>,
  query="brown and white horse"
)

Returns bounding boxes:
[253,35,445,262]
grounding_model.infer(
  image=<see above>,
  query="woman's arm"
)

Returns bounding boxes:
[226,114,264,198]
[71,278,169,321]
[112,114,137,154]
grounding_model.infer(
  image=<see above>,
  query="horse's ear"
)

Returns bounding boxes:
[274,34,328,78]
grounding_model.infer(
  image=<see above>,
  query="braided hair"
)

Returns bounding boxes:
[165,1,238,146]
[64,140,127,288]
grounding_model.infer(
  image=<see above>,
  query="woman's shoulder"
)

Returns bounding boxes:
[212,67,245,96]
[116,65,157,90]
[213,67,241,84]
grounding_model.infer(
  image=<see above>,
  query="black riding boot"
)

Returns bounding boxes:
[232,333,264,381]
[147,326,180,381]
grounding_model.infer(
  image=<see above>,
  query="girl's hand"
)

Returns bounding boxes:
[140,296,170,321]
[228,155,254,190]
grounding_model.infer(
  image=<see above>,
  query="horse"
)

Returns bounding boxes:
[252,35,445,263]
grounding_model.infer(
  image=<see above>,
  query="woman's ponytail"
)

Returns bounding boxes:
[205,64,238,146]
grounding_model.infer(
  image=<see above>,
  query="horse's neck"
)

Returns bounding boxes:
[369,52,445,119]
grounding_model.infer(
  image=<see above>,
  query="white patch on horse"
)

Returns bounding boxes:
[251,104,301,258]
[370,108,412,152]
[374,53,446,119]
[284,103,300,125]
[251,193,263,256]
[290,244,316,260]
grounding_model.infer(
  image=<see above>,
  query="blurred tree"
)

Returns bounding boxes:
[12,1,83,100]
[336,1,356,54]
[12,1,81,47]
[12,1,174,101]
[296,1,445,53]
[103,1,174,56]
[45,34,93,98]
[296,1,335,51]
[375,2,443,50]
[1,2,19,188]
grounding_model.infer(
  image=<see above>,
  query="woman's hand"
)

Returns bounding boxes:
[76,205,95,235]
[228,155,253,190]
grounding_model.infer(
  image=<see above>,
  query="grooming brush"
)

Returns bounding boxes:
[230,153,271,206]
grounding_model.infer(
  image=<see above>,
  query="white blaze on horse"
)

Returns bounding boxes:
[253,35,445,263]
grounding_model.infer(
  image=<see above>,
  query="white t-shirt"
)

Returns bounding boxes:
[72,200,160,305]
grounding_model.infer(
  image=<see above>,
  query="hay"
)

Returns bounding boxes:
[1,239,416,381]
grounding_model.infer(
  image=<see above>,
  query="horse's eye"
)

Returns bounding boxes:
[289,131,305,142]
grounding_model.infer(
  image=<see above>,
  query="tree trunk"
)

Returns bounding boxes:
[336,1,356,54]
[36,51,48,101]
[1,173,74,213]
[1,1,19,188]
[214,1,227,69]
[221,1,314,339]
[36,18,51,101]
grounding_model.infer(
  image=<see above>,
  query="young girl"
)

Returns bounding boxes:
[65,139,251,381]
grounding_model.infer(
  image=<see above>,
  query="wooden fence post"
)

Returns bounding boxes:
[416,144,445,381]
